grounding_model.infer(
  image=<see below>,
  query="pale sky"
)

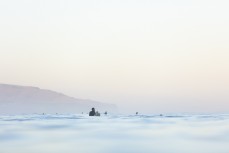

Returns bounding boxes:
[0,0,229,113]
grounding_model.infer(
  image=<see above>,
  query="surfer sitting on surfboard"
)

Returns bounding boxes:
[89,108,96,116]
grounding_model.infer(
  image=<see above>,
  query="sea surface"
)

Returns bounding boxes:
[0,114,229,153]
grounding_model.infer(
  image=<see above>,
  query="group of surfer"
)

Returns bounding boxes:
[89,107,107,116]
[89,108,141,116]
[42,109,161,116]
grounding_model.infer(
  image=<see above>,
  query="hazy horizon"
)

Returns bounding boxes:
[0,0,229,114]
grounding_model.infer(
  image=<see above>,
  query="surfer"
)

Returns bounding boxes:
[95,111,100,116]
[89,108,96,116]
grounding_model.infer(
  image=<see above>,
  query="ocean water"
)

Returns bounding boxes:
[0,114,229,153]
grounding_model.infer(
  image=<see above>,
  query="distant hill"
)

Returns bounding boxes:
[0,84,117,115]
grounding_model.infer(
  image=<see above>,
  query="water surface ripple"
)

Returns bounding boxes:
[0,114,229,153]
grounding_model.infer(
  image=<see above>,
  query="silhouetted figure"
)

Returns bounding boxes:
[95,111,100,116]
[160,114,163,116]
[136,112,138,115]
[89,108,96,116]
[104,111,108,115]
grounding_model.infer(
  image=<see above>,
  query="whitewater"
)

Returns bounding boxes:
[0,114,229,153]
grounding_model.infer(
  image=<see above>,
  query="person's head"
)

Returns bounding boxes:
[92,108,95,111]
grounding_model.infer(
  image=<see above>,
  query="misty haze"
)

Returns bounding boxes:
[0,0,229,153]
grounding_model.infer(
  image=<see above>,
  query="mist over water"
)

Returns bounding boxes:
[0,114,229,153]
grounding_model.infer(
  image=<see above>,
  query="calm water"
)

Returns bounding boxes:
[0,114,229,153]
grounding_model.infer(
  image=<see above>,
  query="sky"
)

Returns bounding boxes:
[0,0,229,114]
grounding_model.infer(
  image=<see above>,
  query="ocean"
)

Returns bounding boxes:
[0,114,229,153]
